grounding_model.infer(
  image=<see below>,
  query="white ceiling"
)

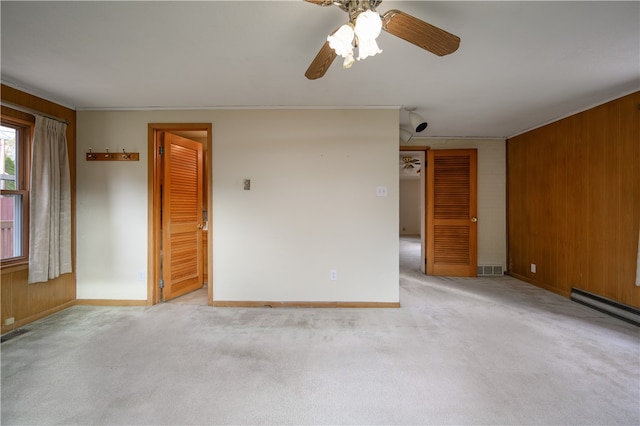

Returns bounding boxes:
[1,1,638,138]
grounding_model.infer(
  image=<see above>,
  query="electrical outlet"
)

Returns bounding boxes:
[330,270,338,281]
[531,263,537,273]
[4,317,15,326]
[137,271,145,281]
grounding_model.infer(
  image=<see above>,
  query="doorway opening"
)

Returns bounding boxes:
[400,146,428,273]
[399,146,478,277]
[148,123,213,306]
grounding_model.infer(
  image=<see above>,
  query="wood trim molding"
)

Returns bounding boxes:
[0,263,29,274]
[212,301,401,308]
[75,299,150,307]
[400,145,430,152]
[147,123,213,307]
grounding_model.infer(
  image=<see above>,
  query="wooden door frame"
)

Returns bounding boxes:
[400,146,429,273]
[147,123,213,306]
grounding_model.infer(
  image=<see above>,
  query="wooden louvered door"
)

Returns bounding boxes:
[426,149,477,276]
[161,133,204,301]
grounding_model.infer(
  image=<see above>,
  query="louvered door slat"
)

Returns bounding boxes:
[427,149,478,276]
[162,133,204,301]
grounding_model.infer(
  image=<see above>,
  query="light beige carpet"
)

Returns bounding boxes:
[1,237,638,425]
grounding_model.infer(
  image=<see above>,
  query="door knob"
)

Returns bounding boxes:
[471,217,478,223]
[197,223,203,229]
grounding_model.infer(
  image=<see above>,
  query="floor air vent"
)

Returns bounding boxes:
[571,288,640,327]
[477,265,504,276]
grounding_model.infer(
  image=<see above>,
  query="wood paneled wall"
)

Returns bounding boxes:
[1,84,77,333]
[507,91,640,308]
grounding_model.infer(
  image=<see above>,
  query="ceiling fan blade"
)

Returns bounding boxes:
[382,9,460,56]
[305,38,337,80]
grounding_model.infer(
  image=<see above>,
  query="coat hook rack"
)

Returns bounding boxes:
[86,147,139,161]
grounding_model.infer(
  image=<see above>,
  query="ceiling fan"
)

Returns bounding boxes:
[401,156,421,174]
[304,0,460,80]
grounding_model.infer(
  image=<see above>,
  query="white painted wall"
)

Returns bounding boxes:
[76,109,399,303]
[404,138,507,269]
[399,179,421,235]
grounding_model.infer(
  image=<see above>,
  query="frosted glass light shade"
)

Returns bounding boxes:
[328,24,354,58]
[355,10,382,60]
[357,38,382,60]
[328,24,356,68]
[355,10,382,40]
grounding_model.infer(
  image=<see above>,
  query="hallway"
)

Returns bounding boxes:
[1,237,639,425]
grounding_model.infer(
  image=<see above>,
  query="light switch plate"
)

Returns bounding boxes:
[376,186,387,197]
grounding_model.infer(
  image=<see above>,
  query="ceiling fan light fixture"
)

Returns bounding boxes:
[327,24,356,68]
[304,0,461,80]
[327,23,355,57]
[355,10,382,40]
[409,111,428,133]
[342,53,356,68]
[356,38,382,60]
[354,10,383,60]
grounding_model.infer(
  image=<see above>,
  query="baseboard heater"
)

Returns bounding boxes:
[571,288,640,327]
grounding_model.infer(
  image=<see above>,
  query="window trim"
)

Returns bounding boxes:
[1,113,33,268]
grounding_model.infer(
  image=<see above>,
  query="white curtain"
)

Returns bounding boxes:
[28,116,72,284]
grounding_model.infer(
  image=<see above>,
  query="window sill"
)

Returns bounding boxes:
[1,262,29,274]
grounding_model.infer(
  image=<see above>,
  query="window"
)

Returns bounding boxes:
[1,115,31,266]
